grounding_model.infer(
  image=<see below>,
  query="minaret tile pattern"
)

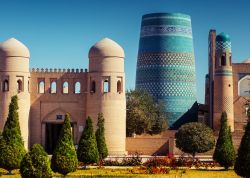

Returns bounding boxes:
[135,13,197,127]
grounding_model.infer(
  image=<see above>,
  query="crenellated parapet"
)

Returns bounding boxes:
[30,68,88,74]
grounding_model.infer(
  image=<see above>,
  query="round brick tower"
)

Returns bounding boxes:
[87,38,126,155]
[0,38,30,148]
[135,13,197,127]
[213,32,234,131]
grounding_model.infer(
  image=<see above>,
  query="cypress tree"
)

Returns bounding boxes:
[20,144,52,178]
[235,120,250,177]
[95,113,108,160]
[77,116,99,164]
[51,113,78,177]
[213,112,236,170]
[0,95,26,174]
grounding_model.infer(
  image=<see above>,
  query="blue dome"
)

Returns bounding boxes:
[216,32,231,42]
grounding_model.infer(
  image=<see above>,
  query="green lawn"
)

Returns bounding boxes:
[0,168,240,178]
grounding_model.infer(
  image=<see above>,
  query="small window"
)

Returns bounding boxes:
[38,81,45,94]
[3,80,9,92]
[63,81,69,94]
[17,79,23,92]
[103,79,109,93]
[75,82,81,94]
[117,80,122,93]
[56,115,63,120]
[28,80,30,92]
[229,55,232,65]
[51,81,57,94]
[221,55,226,66]
[91,81,96,93]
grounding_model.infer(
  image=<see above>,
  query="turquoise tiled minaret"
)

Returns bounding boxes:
[135,13,197,127]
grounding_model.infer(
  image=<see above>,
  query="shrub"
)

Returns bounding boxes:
[0,95,26,173]
[235,120,250,177]
[213,112,236,170]
[143,157,171,167]
[121,153,142,166]
[103,159,120,166]
[143,156,171,174]
[51,113,78,176]
[174,156,201,168]
[175,122,215,158]
[103,154,142,167]
[20,144,52,178]
[146,166,170,174]
[95,113,108,160]
[77,116,99,164]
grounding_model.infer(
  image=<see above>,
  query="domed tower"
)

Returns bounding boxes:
[213,33,234,131]
[87,38,126,155]
[0,38,30,148]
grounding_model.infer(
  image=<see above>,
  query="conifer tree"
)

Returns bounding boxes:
[51,113,78,177]
[20,144,52,178]
[235,120,250,177]
[213,112,236,170]
[0,95,26,174]
[77,116,99,164]
[95,113,108,160]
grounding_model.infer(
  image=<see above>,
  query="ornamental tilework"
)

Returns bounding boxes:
[216,41,232,52]
[140,25,192,38]
[214,96,233,114]
[137,52,195,66]
[136,13,197,127]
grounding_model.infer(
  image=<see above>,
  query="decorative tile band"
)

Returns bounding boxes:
[142,13,191,23]
[142,16,191,22]
[138,36,194,53]
[140,25,192,38]
[137,52,195,66]
[215,69,233,76]
[215,73,233,76]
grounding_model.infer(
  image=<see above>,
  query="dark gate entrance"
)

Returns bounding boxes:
[45,123,63,154]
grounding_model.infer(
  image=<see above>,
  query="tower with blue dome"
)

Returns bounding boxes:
[213,32,234,131]
[135,13,197,127]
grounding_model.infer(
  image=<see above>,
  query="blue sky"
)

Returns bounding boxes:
[0,0,250,103]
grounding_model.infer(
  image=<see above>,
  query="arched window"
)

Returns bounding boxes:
[229,55,232,66]
[221,55,226,66]
[3,80,9,92]
[117,80,122,93]
[103,79,109,93]
[63,81,69,94]
[238,75,250,96]
[17,79,23,92]
[91,81,96,93]
[38,81,45,94]
[74,82,81,94]
[51,81,57,94]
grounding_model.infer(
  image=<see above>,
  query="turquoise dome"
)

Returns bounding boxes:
[216,32,231,42]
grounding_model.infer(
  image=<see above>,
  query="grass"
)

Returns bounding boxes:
[0,168,240,178]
